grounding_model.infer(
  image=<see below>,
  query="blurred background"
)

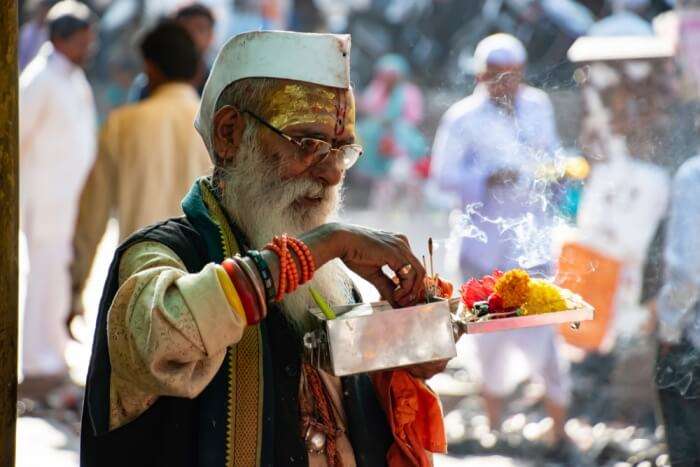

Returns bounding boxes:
[16,0,700,465]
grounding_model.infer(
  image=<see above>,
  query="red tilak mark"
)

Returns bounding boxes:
[334,91,347,136]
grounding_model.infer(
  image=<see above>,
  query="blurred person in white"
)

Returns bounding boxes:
[430,33,570,447]
[68,21,211,338]
[576,52,671,339]
[19,0,96,397]
[654,155,700,466]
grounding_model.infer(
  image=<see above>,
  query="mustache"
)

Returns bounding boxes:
[304,183,327,199]
[284,177,325,198]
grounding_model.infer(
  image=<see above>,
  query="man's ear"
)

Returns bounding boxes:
[212,105,246,163]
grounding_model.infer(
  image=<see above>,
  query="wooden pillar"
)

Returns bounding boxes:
[0,0,19,465]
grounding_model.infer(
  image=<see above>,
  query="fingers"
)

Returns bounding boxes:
[367,270,403,307]
[379,235,425,306]
[341,226,426,307]
[395,240,426,303]
[384,256,417,305]
[395,233,410,248]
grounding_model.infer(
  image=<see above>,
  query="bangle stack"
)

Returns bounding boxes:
[236,255,267,320]
[264,235,316,302]
[222,258,265,325]
[247,249,276,302]
[220,235,315,324]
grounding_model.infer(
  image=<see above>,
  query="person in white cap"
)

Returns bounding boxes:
[81,31,446,466]
[430,33,571,447]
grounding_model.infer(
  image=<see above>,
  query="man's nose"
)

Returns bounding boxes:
[309,154,344,187]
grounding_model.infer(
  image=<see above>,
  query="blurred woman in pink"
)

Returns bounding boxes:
[353,54,428,208]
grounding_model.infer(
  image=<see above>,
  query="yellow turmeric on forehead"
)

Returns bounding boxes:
[259,81,355,135]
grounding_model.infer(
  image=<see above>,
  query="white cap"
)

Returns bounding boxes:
[195,30,351,155]
[473,33,527,73]
[47,0,91,23]
[568,35,673,62]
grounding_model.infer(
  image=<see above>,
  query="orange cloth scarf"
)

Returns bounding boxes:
[372,370,447,467]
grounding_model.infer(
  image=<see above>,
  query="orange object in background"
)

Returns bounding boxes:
[556,242,622,351]
[372,370,447,467]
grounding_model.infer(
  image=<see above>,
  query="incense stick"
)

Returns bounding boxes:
[428,237,434,278]
[427,238,437,299]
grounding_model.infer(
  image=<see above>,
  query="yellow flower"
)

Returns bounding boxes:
[494,269,531,308]
[521,279,568,315]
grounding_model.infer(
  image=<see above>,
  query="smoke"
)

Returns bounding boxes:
[447,149,571,273]
[449,202,569,272]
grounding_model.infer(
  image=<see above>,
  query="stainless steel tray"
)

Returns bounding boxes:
[452,292,595,334]
[459,306,594,334]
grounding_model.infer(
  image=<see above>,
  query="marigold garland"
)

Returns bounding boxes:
[493,269,530,309]
[521,278,568,315]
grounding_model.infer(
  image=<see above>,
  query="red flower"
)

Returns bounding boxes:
[460,270,505,308]
[487,293,504,312]
[460,279,487,308]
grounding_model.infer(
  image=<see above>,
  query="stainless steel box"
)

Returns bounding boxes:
[306,300,457,377]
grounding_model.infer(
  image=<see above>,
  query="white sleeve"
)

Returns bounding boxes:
[19,70,50,153]
[430,110,489,205]
[532,93,560,156]
[658,162,700,343]
[108,241,246,429]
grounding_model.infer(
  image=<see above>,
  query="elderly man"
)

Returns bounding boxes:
[19,0,96,396]
[81,31,442,466]
[431,33,570,445]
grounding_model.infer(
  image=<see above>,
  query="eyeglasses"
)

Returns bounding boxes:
[243,110,363,170]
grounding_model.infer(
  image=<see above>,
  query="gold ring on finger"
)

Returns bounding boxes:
[398,264,412,276]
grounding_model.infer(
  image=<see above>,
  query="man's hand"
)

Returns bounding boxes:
[301,223,426,308]
[66,300,84,341]
[334,224,426,308]
[487,169,519,188]
[406,359,449,380]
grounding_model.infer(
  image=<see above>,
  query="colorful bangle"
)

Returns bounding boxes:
[235,255,267,320]
[247,249,276,302]
[215,266,247,323]
[222,258,262,325]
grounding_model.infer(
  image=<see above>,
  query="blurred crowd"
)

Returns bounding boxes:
[17,0,700,465]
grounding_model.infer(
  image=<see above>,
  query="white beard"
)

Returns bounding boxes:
[219,128,353,332]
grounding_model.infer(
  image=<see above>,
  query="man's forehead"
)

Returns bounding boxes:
[259,79,355,132]
[485,63,523,74]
